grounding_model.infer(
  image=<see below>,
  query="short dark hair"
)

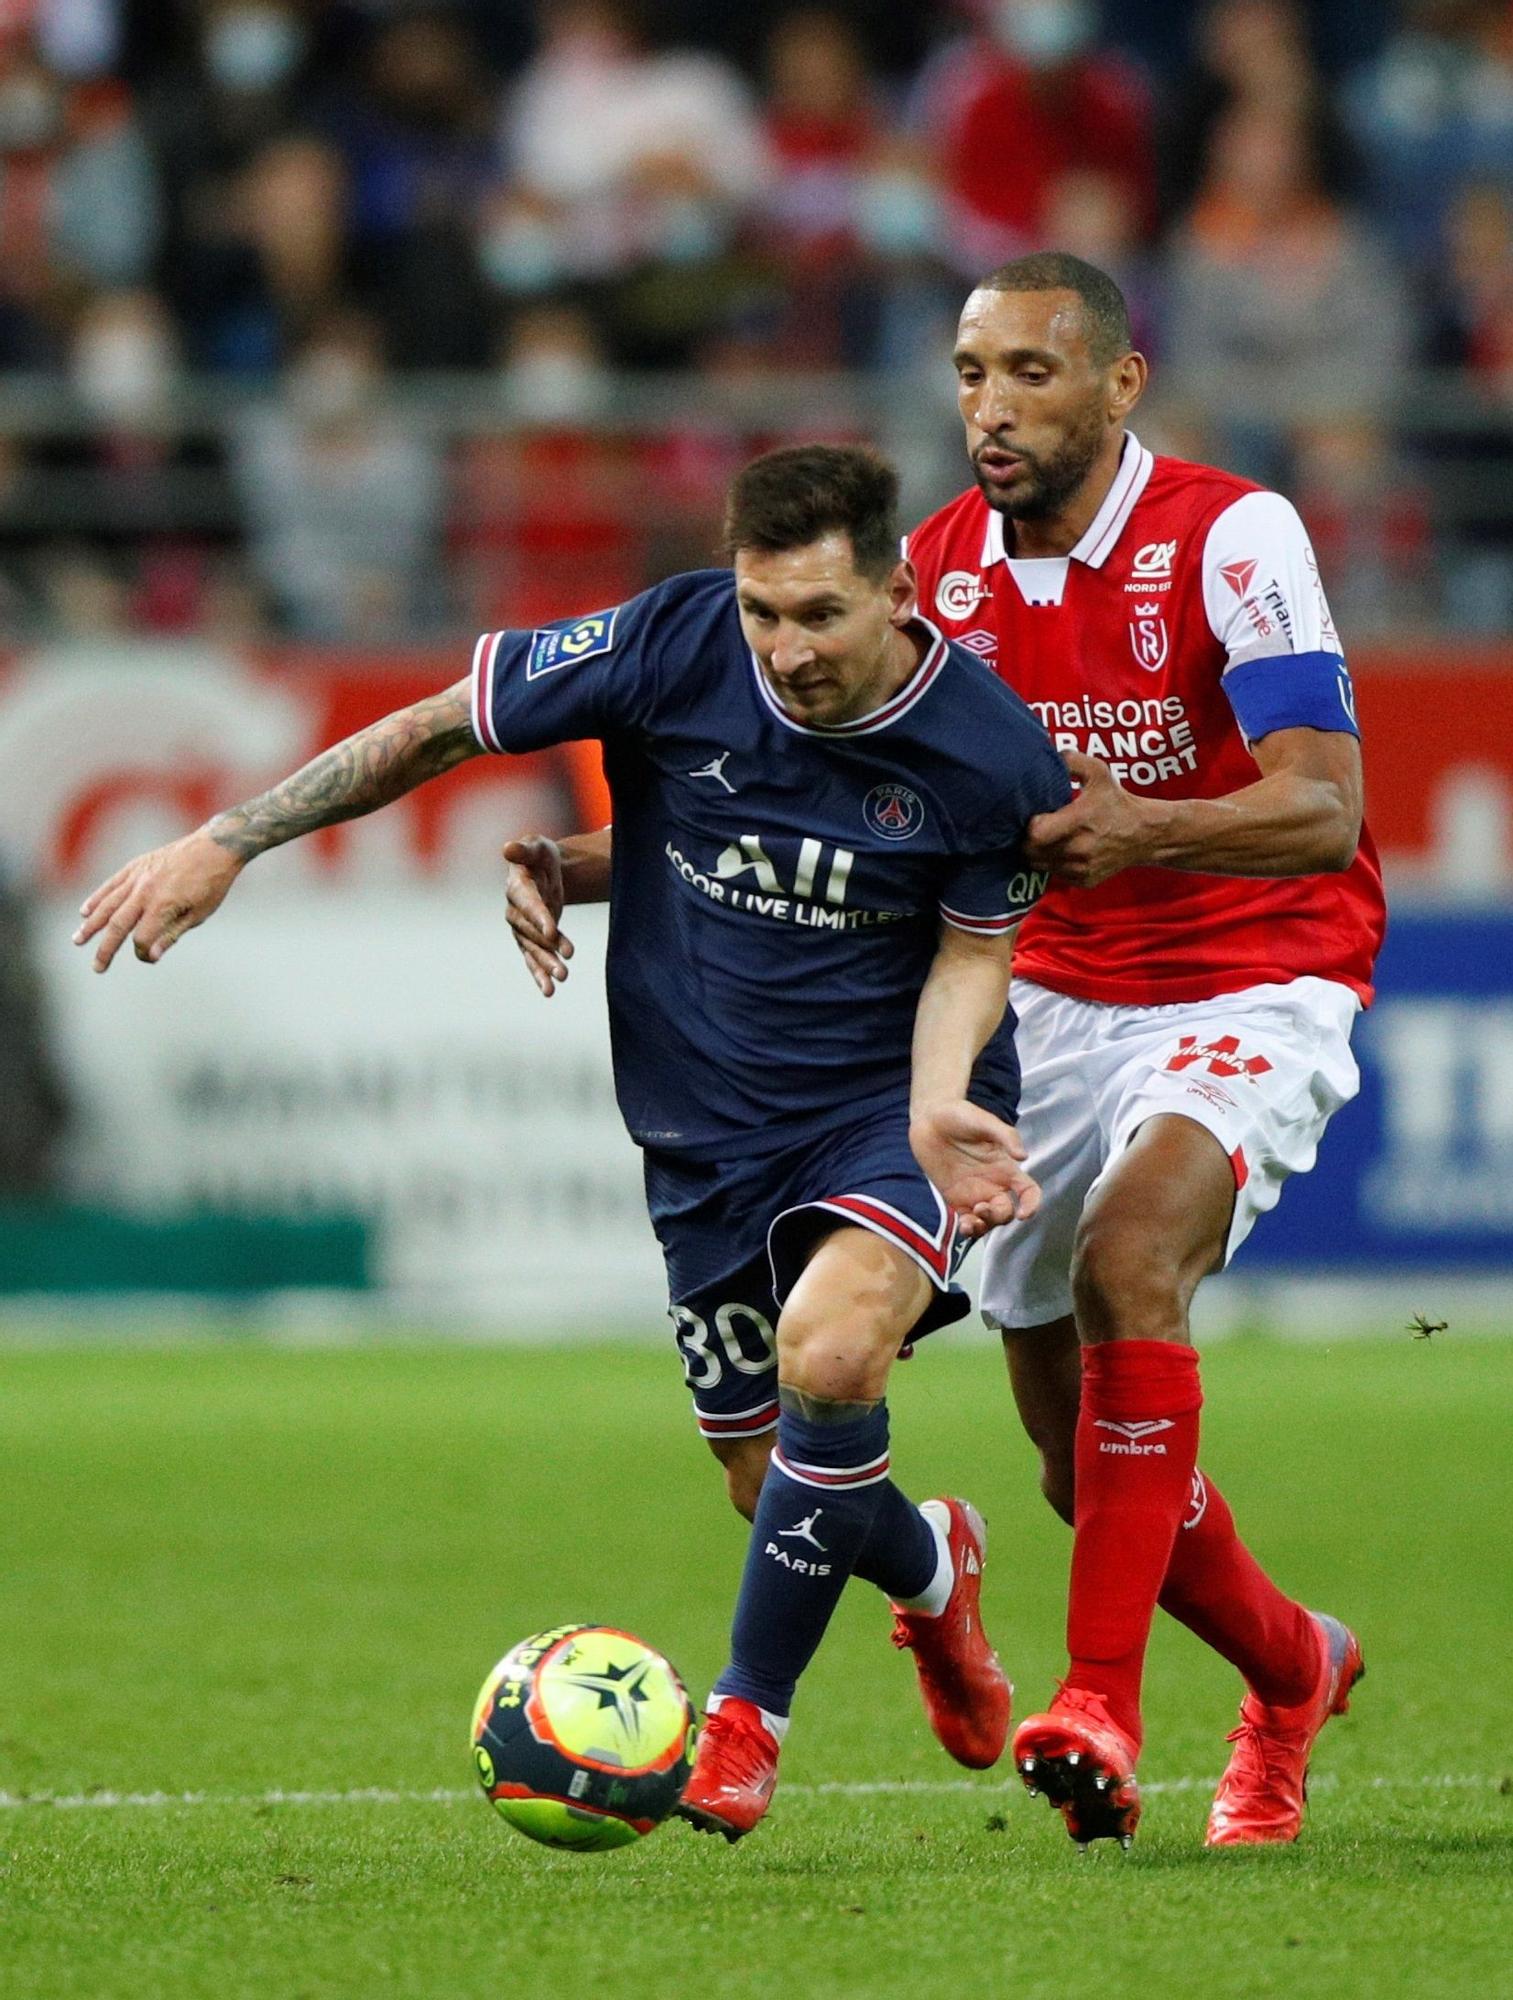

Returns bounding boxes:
[976,252,1133,365]
[723,444,900,580]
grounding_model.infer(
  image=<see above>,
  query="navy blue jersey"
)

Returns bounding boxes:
[471,569,1071,1161]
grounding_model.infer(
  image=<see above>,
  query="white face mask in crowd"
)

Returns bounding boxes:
[205,4,308,94]
[480,212,566,296]
[990,0,1096,69]
[73,324,177,425]
[855,170,943,258]
[500,350,612,425]
[288,350,374,428]
[0,70,62,150]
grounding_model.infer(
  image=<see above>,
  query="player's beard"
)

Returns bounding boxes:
[973,401,1108,521]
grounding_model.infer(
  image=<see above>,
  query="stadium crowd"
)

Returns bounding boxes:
[1,0,1511,641]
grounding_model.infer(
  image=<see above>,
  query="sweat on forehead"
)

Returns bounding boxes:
[966,252,1133,364]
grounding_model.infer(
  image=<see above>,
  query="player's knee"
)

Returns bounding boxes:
[1070,1200,1183,1340]
[775,1303,895,1406]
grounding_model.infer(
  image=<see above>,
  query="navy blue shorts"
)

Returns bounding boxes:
[643,1109,973,1442]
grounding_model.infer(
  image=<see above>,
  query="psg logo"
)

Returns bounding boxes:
[863,783,926,841]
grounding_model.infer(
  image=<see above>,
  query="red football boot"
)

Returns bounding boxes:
[1012,1687,1142,1848]
[1205,1612,1364,1847]
[890,1497,1012,1770]
[677,1697,782,1842]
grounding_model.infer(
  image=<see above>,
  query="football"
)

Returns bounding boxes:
[470,1623,696,1850]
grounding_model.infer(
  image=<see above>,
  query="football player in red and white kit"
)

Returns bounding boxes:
[501,252,1381,1852]
[904,252,1381,1850]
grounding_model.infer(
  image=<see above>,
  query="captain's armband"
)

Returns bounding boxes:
[1222,650,1359,745]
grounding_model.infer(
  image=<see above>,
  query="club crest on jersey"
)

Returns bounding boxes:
[935,570,987,621]
[863,783,925,841]
[527,606,621,680]
[1128,603,1169,672]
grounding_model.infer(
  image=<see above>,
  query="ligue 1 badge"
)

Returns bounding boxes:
[863,783,925,841]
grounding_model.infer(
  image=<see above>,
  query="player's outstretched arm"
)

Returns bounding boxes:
[74,677,481,972]
[909,921,1038,1237]
[502,827,613,998]
[1025,733,1363,889]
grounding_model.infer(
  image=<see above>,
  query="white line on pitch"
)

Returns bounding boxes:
[0,1774,1501,1813]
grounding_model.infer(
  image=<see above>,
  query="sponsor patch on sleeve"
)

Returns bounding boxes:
[526,607,620,681]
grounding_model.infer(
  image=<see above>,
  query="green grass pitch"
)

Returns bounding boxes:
[3,1333,1510,1999]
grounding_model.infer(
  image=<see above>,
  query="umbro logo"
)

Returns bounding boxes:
[688,750,736,794]
[1095,1417,1174,1457]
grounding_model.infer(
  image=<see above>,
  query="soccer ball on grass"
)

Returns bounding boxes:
[471,1623,695,1851]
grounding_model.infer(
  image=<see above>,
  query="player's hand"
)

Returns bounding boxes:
[73,828,243,972]
[909,1100,1040,1237]
[503,835,574,998]
[1024,750,1156,888]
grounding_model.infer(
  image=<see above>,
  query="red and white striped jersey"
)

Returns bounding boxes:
[904,435,1386,1006]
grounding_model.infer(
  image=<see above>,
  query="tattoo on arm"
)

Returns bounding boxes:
[208,682,480,862]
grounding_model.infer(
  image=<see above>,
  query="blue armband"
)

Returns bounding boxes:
[1222,651,1359,743]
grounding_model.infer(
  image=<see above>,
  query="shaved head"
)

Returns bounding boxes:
[976,252,1133,367]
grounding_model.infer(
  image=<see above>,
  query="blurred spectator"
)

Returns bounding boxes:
[0,289,246,637]
[1418,180,1513,628]
[0,29,160,364]
[1293,418,1434,630]
[1164,100,1409,487]
[911,0,1156,272]
[453,303,640,628]
[141,1,330,370]
[757,8,882,267]
[1158,1,1357,229]
[747,12,958,375]
[489,0,765,362]
[321,9,499,369]
[230,308,446,638]
[1348,0,1513,259]
[1041,166,1163,356]
[236,134,350,355]
[0,857,70,1198]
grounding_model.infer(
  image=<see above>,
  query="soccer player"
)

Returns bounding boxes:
[906,252,1382,1848]
[74,444,1073,1841]
[507,257,1384,1850]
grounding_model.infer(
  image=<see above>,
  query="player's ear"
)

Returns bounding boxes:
[888,557,919,627]
[1109,350,1147,421]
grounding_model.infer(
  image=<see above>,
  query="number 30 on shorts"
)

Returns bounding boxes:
[672,1302,777,1387]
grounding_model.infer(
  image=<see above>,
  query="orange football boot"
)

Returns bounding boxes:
[678,1697,781,1842]
[1205,1612,1364,1846]
[1012,1686,1142,1848]
[890,1497,1012,1769]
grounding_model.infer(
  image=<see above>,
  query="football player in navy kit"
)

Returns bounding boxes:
[75,445,1071,1840]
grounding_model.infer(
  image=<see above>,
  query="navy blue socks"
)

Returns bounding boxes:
[712,1399,940,1717]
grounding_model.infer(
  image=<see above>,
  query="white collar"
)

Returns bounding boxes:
[979,432,1154,571]
[751,616,950,738]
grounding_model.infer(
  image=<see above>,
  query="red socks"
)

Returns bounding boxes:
[1159,1470,1319,1709]
[1066,1340,1202,1748]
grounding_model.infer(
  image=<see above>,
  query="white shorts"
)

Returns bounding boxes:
[982,976,1362,1330]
